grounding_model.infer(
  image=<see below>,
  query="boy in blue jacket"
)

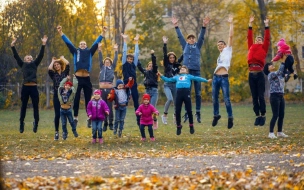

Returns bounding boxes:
[57,25,107,127]
[158,66,212,135]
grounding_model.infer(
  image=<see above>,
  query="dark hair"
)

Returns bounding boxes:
[217,40,226,45]
[256,36,264,41]
[126,54,134,59]
[263,63,272,76]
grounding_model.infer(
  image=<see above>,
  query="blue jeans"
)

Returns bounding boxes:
[163,82,176,114]
[188,69,202,112]
[146,87,158,107]
[114,106,127,130]
[212,75,233,118]
[92,120,103,139]
[60,108,76,133]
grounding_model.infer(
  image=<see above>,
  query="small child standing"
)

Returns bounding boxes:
[58,75,79,140]
[87,89,110,144]
[107,78,134,137]
[271,38,297,82]
[159,65,212,135]
[137,50,159,129]
[136,94,159,141]
[263,60,288,139]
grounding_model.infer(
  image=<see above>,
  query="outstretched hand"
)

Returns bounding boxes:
[203,16,211,27]
[249,15,255,23]
[162,36,168,43]
[134,34,140,41]
[98,42,102,50]
[171,17,178,26]
[11,37,17,47]
[114,43,118,50]
[121,33,128,39]
[57,25,63,35]
[157,71,162,76]
[207,79,212,83]
[41,35,48,45]
[228,15,233,23]
[264,18,269,26]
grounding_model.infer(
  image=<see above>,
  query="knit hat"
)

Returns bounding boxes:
[277,38,286,47]
[65,81,73,87]
[93,89,102,95]
[116,79,124,87]
[142,93,150,101]
[263,63,272,76]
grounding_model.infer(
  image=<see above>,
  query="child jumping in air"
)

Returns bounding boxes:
[58,75,79,140]
[159,65,212,135]
[107,77,134,138]
[271,38,297,82]
[87,89,110,144]
[137,50,159,129]
[136,94,159,141]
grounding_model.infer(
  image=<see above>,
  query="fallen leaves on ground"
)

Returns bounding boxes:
[4,170,304,189]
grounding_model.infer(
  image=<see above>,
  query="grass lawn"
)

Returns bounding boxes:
[0,103,303,160]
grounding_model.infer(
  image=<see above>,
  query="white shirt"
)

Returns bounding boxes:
[214,46,232,73]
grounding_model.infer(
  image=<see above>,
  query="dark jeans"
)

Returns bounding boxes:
[269,93,285,133]
[101,88,113,125]
[114,106,127,130]
[249,72,266,116]
[140,124,154,138]
[92,120,103,139]
[284,55,294,75]
[175,88,193,126]
[20,85,39,124]
[188,69,202,113]
[125,81,140,125]
[60,108,76,133]
[53,93,61,131]
[74,76,92,117]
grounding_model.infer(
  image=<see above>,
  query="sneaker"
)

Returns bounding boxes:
[294,74,298,80]
[189,126,195,134]
[54,132,59,140]
[176,125,182,135]
[73,130,79,137]
[150,137,155,142]
[92,139,96,144]
[87,119,92,128]
[99,138,103,144]
[118,130,122,138]
[141,137,146,141]
[285,74,291,82]
[195,112,201,123]
[161,115,168,125]
[212,115,221,127]
[103,122,108,132]
[259,116,266,126]
[113,128,117,135]
[277,132,288,138]
[182,113,188,123]
[254,116,261,126]
[74,119,78,127]
[153,120,158,130]
[62,132,68,140]
[228,118,234,129]
[32,122,38,133]
[109,123,113,130]
[19,122,24,133]
[268,133,277,139]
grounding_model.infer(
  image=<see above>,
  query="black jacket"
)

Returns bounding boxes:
[163,44,182,78]
[137,54,158,88]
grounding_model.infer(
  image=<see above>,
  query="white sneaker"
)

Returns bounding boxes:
[161,115,168,125]
[277,132,288,138]
[268,133,277,139]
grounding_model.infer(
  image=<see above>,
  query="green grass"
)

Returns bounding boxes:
[0,103,303,160]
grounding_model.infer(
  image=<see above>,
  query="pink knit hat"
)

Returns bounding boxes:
[277,38,286,47]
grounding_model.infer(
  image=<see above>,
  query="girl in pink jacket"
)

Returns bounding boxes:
[87,89,109,144]
[135,94,159,141]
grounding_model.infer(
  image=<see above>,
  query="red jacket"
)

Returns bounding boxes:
[247,27,270,71]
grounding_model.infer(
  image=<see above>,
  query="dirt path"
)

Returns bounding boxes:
[3,153,304,179]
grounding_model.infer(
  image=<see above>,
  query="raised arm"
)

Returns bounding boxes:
[48,57,56,70]
[227,15,234,47]
[58,25,77,55]
[134,34,140,66]
[263,18,270,53]
[121,33,128,65]
[151,50,158,73]
[197,17,210,49]
[137,61,145,74]
[72,75,78,93]
[163,36,169,67]
[247,16,254,49]
[112,43,118,69]
[10,38,23,67]
[34,35,47,66]
[98,43,104,70]
[172,17,186,49]
[189,75,210,83]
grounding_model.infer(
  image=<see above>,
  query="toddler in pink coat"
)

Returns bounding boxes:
[135,94,159,141]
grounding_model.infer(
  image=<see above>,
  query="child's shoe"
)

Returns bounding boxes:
[118,130,122,138]
[74,118,78,127]
[153,120,158,130]
[54,131,59,140]
[141,137,146,141]
[268,133,277,139]
[189,125,195,134]
[277,132,288,138]
[98,138,103,144]
[62,132,68,140]
[161,115,168,125]
[176,125,182,135]
[294,74,298,80]
[103,121,108,132]
[73,130,78,137]
[259,116,266,126]
[92,139,96,144]
[150,137,155,142]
